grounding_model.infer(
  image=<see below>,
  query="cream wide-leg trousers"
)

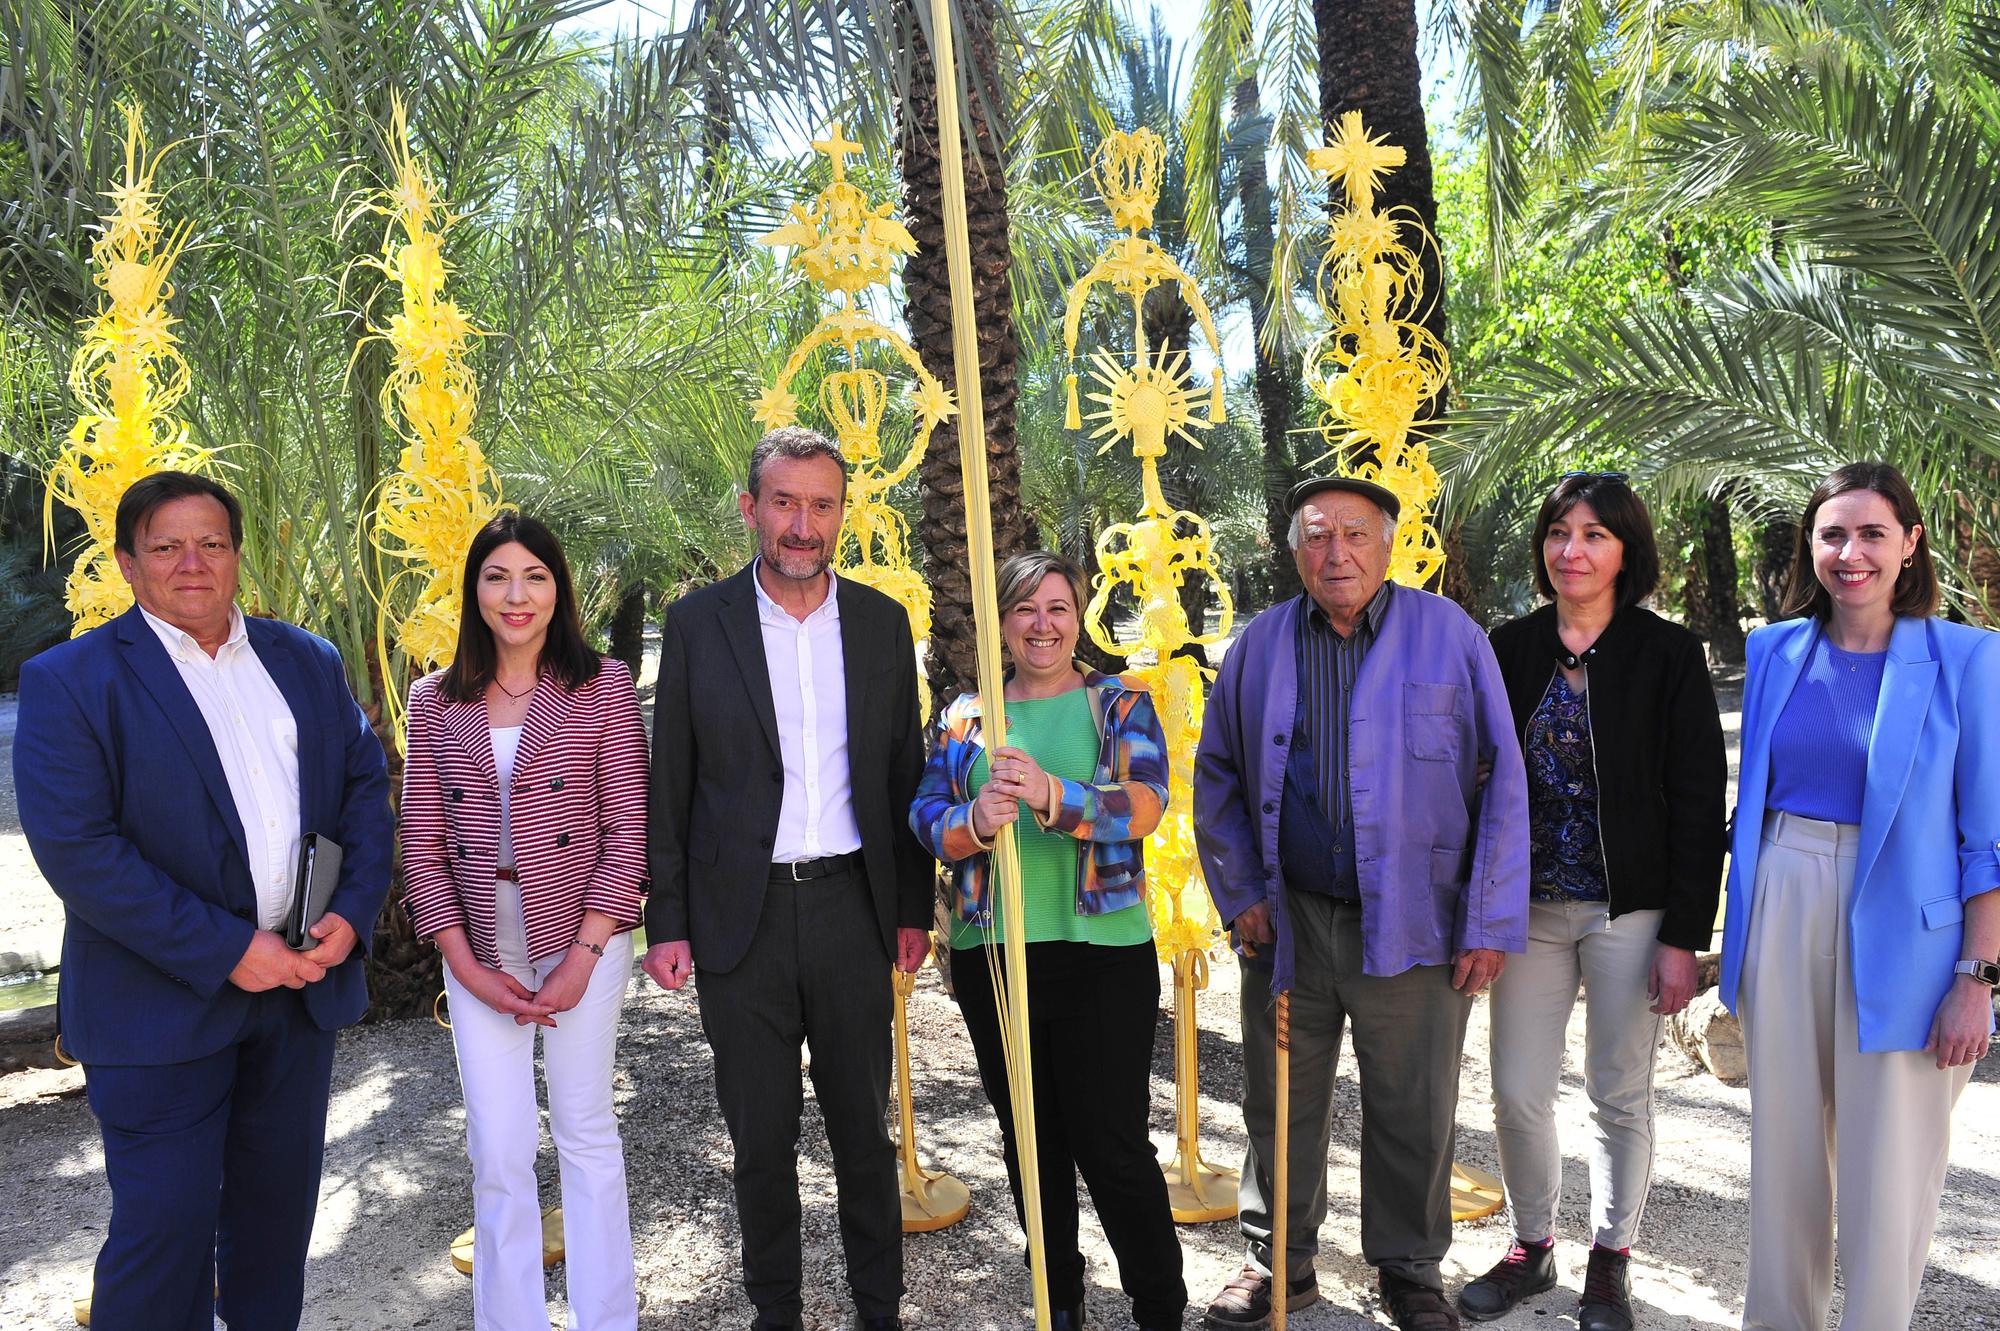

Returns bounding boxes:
[1739,811,1972,1331]
[445,929,639,1331]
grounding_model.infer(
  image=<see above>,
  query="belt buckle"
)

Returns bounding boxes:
[790,859,809,882]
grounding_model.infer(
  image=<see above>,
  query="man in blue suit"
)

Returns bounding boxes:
[14,471,392,1331]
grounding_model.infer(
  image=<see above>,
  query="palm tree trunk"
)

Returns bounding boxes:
[1682,494,1745,665]
[900,0,1038,712]
[1234,74,1303,604]
[609,580,647,678]
[1754,518,1795,621]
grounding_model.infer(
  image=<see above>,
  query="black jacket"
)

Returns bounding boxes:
[644,564,934,973]
[1488,604,1727,950]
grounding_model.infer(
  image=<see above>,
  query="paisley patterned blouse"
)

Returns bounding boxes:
[1525,672,1609,903]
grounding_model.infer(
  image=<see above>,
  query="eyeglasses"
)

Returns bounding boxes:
[1558,470,1629,483]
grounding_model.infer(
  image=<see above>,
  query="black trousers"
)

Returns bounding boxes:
[696,868,901,1326]
[954,940,1188,1327]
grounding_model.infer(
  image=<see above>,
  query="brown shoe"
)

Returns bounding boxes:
[1201,1261,1321,1329]
[1380,1268,1462,1331]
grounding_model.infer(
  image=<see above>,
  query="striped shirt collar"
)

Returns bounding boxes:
[1300,580,1393,642]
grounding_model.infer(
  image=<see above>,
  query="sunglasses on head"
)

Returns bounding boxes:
[1558,470,1629,483]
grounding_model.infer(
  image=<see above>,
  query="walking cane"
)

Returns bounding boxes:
[1271,989,1291,1331]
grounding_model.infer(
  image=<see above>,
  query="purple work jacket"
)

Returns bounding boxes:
[1194,587,1530,995]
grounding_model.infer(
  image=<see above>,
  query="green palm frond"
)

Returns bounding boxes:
[1181,0,1253,274]
[1648,61,2000,389]
[1256,0,1318,355]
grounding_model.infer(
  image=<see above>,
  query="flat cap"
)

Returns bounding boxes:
[1286,474,1401,521]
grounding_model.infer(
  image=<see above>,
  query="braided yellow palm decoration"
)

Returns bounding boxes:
[1304,113,1450,587]
[756,124,954,705]
[45,103,208,634]
[361,96,503,717]
[1062,128,1235,1222]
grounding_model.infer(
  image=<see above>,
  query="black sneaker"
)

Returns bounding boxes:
[1457,1241,1558,1321]
[1379,1268,1461,1331]
[1579,1246,1634,1331]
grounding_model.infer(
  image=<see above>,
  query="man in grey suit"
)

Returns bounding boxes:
[642,426,933,1331]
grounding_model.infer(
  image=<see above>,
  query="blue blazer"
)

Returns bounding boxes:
[13,606,393,1066]
[1718,614,2000,1052]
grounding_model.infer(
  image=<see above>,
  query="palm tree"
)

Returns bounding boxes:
[1448,13,2000,622]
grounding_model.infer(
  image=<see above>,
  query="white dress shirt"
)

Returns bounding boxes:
[752,562,863,861]
[140,604,301,930]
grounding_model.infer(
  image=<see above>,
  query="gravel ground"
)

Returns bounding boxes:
[2,950,1997,1331]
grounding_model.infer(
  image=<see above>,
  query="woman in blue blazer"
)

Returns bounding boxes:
[1719,462,1998,1330]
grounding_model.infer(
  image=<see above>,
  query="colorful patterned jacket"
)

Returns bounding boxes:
[910,669,1169,926]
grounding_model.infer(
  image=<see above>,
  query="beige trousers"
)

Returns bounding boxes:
[1489,900,1665,1249]
[1739,811,1972,1331]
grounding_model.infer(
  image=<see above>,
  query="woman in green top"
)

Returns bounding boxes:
[911,550,1186,1331]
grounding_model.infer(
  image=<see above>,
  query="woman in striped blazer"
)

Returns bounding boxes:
[401,512,649,1331]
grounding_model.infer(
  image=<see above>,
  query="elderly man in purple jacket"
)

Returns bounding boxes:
[1194,476,1529,1331]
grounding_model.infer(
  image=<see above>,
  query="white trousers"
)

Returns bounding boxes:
[1488,899,1665,1250]
[1740,811,1972,1331]
[445,932,639,1331]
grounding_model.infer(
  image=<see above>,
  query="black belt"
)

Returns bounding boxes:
[768,851,863,882]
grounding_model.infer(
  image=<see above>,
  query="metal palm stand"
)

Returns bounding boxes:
[893,963,971,1232]
[1451,1164,1505,1222]
[1162,951,1237,1222]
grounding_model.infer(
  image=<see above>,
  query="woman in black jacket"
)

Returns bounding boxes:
[1458,474,1727,1331]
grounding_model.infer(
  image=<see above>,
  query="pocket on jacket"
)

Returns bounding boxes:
[1403,683,1466,763]
[1921,895,1964,930]
[1429,844,1468,938]
[688,828,719,865]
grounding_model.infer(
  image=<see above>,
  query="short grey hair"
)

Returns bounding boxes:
[1287,502,1397,550]
[995,550,1088,616]
[747,426,847,499]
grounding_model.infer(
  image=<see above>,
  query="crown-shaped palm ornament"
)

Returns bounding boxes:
[755,125,955,658]
[1304,112,1450,589]
[1060,126,1236,1224]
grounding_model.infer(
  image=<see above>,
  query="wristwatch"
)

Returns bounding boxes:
[1954,958,2000,987]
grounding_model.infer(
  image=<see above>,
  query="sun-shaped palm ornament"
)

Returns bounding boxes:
[1060,126,1236,1225]
[757,124,953,662]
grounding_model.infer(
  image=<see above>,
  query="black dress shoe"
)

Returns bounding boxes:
[857,1319,902,1331]
[1049,1303,1085,1330]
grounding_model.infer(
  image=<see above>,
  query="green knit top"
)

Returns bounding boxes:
[948,688,1154,950]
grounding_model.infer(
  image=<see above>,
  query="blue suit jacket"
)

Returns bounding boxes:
[13,606,393,1066]
[1718,614,2000,1051]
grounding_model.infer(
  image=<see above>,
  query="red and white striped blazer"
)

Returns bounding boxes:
[400,658,649,968]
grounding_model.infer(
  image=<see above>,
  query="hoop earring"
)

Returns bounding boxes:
[1903,555,1915,568]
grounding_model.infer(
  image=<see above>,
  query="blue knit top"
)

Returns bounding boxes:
[1766,636,1886,826]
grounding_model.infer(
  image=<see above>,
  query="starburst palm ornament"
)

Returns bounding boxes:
[757,124,954,684]
[45,102,208,634]
[757,124,967,1234]
[1304,112,1451,588]
[1061,127,1237,1223]
[361,96,502,703]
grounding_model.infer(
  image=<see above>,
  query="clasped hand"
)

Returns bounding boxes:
[970,746,1052,840]
[448,952,590,1028]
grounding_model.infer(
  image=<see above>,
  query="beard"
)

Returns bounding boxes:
[762,534,831,582]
